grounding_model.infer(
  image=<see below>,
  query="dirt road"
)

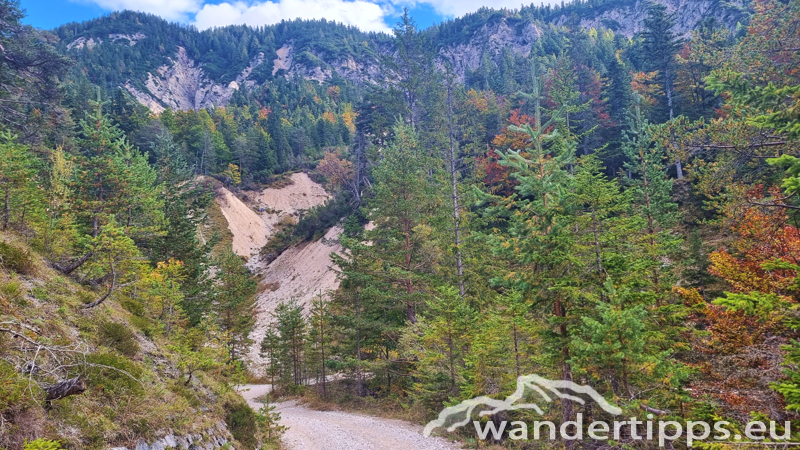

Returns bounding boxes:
[239,385,461,450]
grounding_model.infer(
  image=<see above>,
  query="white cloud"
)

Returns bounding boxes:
[79,0,204,21]
[193,0,391,32]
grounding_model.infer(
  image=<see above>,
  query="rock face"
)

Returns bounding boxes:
[551,0,748,37]
[272,42,382,84]
[438,19,543,81]
[106,421,235,450]
[124,47,264,114]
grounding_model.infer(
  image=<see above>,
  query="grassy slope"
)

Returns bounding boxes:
[0,231,250,450]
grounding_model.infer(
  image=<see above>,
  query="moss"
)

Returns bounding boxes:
[23,439,64,450]
[0,241,35,275]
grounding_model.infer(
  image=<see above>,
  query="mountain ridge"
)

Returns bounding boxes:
[53,0,750,113]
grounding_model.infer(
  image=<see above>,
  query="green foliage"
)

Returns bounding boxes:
[213,250,257,361]
[23,439,64,450]
[224,402,258,449]
[255,399,287,445]
[713,291,789,317]
[98,321,140,356]
[84,352,144,397]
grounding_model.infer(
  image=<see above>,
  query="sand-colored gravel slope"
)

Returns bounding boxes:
[212,172,342,364]
[216,186,267,257]
[214,172,331,259]
[247,226,343,362]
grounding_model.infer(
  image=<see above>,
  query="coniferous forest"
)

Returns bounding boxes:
[1,0,800,448]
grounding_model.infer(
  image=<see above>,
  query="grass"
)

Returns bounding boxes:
[0,232,254,450]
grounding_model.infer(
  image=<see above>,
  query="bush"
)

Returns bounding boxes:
[84,352,144,397]
[0,241,35,275]
[224,402,258,449]
[24,439,64,450]
[119,298,144,316]
[98,321,140,356]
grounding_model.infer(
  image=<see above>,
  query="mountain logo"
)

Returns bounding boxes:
[422,374,622,437]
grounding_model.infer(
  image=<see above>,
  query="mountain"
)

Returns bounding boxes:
[52,0,750,113]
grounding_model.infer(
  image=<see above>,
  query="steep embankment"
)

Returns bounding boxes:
[213,173,341,362]
[0,232,244,450]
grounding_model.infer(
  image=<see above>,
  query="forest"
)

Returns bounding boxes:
[1,0,800,448]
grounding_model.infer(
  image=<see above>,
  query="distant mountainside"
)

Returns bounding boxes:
[52,0,750,112]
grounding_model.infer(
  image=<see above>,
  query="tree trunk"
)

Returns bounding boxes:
[320,310,327,399]
[446,85,465,298]
[44,377,86,402]
[3,187,9,231]
[51,250,94,275]
[555,297,574,450]
[666,69,674,121]
[82,260,116,309]
[355,290,363,397]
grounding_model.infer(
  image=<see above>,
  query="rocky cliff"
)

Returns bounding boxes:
[124,47,264,114]
[550,0,749,37]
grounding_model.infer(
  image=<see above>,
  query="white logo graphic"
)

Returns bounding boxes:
[422,374,622,437]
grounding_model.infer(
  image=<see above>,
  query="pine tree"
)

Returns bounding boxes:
[482,58,579,439]
[148,131,215,325]
[71,92,163,244]
[306,295,331,397]
[213,250,257,362]
[274,299,307,387]
[642,2,681,122]
[0,132,39,232]
[622,94,681,298]
[367,124,439,324]
[402,286,476,409]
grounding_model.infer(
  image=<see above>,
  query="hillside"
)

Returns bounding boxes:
[52,0,750,113]
[5,0,800,448]
[0,233,251,449]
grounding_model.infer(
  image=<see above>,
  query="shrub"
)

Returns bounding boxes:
[98,321,140,356]
[0,241,35,275]
[85,352,144,397]
[24,439,64,450]
[119,298,144,316]
[224,402,258,449]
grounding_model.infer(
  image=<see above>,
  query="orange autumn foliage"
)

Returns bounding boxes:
[709,187,800,298]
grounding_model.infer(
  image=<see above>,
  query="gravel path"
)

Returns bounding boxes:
[239,385,461,450]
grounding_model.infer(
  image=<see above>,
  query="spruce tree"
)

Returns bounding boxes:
[213,250,257,362]
[642,2,681,122]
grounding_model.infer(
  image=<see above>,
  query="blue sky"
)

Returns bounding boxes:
[21,0,555,33]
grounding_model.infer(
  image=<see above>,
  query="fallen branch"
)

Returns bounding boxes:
[43,376,85,401]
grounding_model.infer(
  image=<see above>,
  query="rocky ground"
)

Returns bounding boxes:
[239,385,462,450]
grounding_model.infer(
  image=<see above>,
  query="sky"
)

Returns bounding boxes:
[20,0,559,33]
